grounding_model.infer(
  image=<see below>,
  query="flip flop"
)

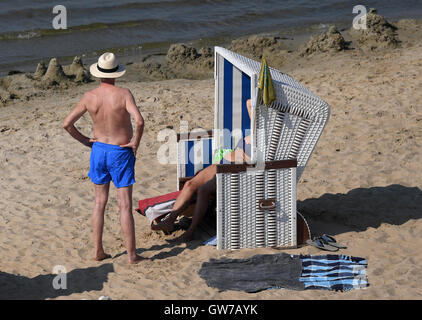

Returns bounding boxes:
[306,237,339,252]
[320,234,347,249]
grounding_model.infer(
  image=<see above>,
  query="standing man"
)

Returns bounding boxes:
[63,53,144,264]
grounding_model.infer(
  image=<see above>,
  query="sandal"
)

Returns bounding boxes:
[306,237,339,252]
[320,234,347,249]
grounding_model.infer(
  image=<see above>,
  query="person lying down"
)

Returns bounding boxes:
[152,99,253,243]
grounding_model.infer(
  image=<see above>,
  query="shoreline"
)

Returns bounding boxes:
[1,13,422,108]
[0,17,353,76]
[2,13,422,78]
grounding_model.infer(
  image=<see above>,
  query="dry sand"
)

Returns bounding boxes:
[1,18,422,300]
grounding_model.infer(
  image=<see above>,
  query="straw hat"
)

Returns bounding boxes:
[90,52,126,78]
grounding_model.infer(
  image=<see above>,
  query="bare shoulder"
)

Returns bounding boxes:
[82,88,97,101]
[120,88,136,106]
[79,89,98,110]
[119,87,133,98]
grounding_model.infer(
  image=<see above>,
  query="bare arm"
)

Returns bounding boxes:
[120,89,144,156]
[246,98,252,120]
[62,93,95,147]
[243,99,252,145]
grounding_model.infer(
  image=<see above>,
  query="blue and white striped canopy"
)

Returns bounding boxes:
[177,56,253,181]
[216,57,252,150]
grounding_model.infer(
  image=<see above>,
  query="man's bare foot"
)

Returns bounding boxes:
[93,252,112,261]
[128,254,145,264]
[151,217,175,235]
[167,232,193,244]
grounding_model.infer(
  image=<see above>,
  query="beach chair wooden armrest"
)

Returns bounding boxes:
[176,129,213,142]
[216,159,297,174]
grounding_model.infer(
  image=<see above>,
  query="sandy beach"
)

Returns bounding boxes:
[1,11,422,300]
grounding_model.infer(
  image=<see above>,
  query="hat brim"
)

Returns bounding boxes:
[90,63,126,78]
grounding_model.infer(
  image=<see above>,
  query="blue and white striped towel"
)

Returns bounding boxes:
[203,236,217,246]
[292,254,369,292]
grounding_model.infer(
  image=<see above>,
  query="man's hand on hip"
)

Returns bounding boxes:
[84,138,97,148]
[120,141,139,156]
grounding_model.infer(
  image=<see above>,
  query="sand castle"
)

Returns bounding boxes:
[63,56,90,82]
[229,35,286,61]
[0,56,93,107]
[40,56,91,86]
[300,26,347,56]
[166,44,214,76]
[41,58,67,85]
[33,62,47,79]
[349,8,399,49]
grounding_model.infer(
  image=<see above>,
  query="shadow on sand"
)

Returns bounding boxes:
[298,184,422,236]
[120,184,422,259]
[0,263,114,300]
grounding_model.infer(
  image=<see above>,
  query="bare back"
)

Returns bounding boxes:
[85,84,133,146]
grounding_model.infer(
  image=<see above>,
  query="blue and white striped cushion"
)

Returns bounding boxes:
[178,137,213,178]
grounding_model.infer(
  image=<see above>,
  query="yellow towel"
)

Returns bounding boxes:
[258,56,276,106]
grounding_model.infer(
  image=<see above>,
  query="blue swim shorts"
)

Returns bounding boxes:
[88,142,136,188]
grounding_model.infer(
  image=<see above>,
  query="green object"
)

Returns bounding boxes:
[213,148,234,164]
[258,56,276,106]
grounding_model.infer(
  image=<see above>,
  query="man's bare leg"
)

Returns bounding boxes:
[151,164,217,233]
[117,185,143,264]
[169,176,216,243]
[92,183,112,261]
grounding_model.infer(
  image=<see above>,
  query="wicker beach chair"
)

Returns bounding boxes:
[176,47,330,250]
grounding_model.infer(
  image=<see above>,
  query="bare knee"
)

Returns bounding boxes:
[94,195,108,210]
[183,179,197,192]
[118,197,132,213]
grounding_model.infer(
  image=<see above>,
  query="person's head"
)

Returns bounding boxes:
[90,52,126,80]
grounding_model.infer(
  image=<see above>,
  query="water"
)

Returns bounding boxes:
[1,0,422,75]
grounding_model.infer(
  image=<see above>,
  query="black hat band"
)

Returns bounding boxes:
[97,65,119,73]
